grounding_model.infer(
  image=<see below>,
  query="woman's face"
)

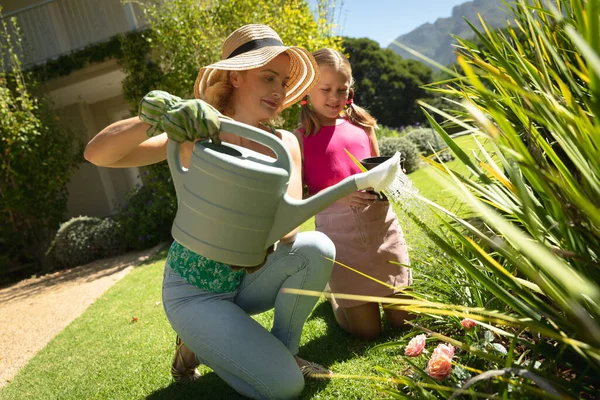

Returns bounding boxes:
[230,53,290,121]
[308,66,351,121]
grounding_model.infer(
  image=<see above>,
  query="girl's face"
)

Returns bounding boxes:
[230,53,290,122]
[308,66,351,122]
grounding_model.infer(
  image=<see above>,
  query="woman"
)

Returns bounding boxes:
[85,24,335,400]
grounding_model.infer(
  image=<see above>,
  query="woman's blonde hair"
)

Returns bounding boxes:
[300,48,377,136]
[198,69,283,126]
[198,70,236,117]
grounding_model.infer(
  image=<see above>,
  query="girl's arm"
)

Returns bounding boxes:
[291,128,305,161]
[367,126,380,157]
[279,130,304,243]
[291,128,308,197]
[84,116,169,168]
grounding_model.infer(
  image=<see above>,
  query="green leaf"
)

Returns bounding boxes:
[492,343,508,356]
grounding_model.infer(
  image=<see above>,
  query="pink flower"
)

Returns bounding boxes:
[404,334,427,357]
[434,343,455,358]
[426,343,454,380]
[460,318,477,329]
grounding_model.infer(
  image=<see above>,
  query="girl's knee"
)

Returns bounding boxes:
[345,323,381,340]
[342,303,382,340]
[385,308,415,330]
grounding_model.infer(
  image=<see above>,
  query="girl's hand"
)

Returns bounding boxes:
[337,190,378,207]
[139,90,222,144]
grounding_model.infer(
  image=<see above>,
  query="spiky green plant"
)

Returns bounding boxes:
[361,0,600,398]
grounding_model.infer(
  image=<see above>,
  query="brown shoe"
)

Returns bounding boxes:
[171,335,201,383]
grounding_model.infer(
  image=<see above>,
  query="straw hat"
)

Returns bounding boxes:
[194,24,319,110]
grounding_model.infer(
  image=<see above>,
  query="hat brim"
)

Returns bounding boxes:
[194,46,319,110]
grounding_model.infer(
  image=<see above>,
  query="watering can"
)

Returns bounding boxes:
[167,118,400,267]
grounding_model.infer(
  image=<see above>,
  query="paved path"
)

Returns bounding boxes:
[0,245,162,388]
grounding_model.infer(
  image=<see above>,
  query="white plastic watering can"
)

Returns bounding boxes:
[167,118,400,266]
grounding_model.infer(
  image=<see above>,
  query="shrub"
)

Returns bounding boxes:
[378,136,420,174]
[113,163,177,250]
[375,125,401,139]
[46,216,126,269]
[0,14,82,274]
[403,128,454,162]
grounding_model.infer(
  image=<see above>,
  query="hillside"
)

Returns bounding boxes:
[388,0,509,67]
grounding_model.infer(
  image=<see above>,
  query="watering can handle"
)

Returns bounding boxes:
[167,140,185,201]
[166,117,293,199]
[218,118,292,173]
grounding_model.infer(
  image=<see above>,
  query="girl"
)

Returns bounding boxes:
[295,48,412,340]
[85,25,335,400]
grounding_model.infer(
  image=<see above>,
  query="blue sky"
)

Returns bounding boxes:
[309,0,468,48]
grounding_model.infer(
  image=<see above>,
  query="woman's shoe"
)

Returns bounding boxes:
[171,335,201,383]
[295,356,333,379]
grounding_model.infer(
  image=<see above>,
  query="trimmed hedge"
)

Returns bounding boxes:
[378,137,420,174]
[403,128,454,162]
[45,216,126,269]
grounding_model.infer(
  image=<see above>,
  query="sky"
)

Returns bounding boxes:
[308,0,469,48]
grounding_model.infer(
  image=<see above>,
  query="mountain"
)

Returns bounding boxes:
[388,0,509,67]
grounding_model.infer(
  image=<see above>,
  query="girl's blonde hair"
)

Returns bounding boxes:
[300,48,377,136]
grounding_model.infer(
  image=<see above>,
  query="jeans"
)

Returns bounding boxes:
[162,231,335,399]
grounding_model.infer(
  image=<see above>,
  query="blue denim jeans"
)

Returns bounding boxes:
[162,231,335,399]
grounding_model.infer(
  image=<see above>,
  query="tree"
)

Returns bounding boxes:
[0,15,82,273]
[342,37,434,128]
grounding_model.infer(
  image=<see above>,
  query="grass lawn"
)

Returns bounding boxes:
[1,135,482,399]
[0,247,410,400]
[409,136,476,211]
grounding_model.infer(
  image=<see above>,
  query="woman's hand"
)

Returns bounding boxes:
[139,90,222,144]
[337,190,378,207]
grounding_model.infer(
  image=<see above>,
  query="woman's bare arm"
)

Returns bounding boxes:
[84,116,169,168]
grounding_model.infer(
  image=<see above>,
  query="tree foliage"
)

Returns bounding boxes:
[0,16,82,273]
[342,37,434,129]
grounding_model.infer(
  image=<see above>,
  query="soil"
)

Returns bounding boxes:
[0,244,163,388]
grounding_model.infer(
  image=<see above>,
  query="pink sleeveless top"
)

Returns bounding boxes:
[302,119,371,195]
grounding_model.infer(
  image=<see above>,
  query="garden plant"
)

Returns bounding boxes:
[359,0,600,398]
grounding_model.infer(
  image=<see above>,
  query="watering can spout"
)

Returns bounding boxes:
[266,177,358,245]
[266,152,401,245]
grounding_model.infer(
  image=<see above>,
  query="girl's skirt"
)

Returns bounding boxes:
[316,201,412,308]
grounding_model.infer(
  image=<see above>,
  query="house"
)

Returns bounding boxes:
[1,0,145,219]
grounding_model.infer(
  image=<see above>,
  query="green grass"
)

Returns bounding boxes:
[0,247,411,400]
[0,135,481,399]
[408,134,486,208]
[409,134,491,213]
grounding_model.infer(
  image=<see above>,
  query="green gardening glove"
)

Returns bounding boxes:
[139,90,222,144]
